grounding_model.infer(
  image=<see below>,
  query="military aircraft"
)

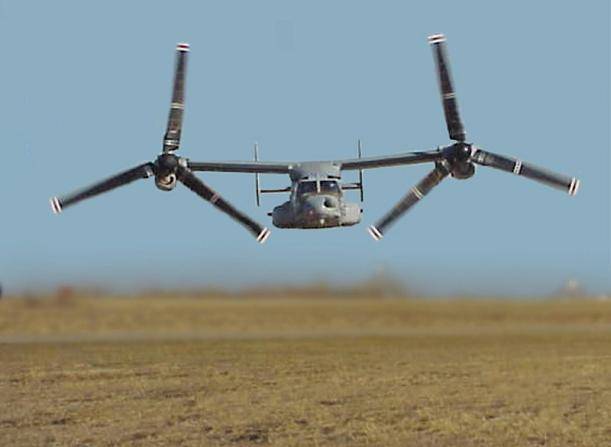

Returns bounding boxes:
[50,35,580,243]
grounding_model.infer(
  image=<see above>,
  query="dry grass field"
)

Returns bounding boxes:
[1,295,610,446]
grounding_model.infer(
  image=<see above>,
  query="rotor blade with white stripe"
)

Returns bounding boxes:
[368,163,450,240]
[163,43,189,152]
[49,163,155,214]
[428,34,466,142]
[176,166,270,243]
[471,148,580,195]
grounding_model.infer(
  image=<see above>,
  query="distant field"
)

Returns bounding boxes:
[1,296,610,446]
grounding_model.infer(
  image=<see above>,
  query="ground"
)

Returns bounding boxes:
[1,296,610,446]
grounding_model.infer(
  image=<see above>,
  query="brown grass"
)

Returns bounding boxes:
[1,296,610,446]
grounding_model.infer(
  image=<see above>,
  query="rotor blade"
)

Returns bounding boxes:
[428,34,466,142]
[471,148,580,196]
[50,163,155,213]
[176,166,271,243]
[163,43,190,152]
[368,163,450,240]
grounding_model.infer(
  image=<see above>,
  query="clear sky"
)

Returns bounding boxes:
[0,0,609,296]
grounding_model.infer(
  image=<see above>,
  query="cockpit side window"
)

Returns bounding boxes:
[297,180,318,195]
[320,180,340,194]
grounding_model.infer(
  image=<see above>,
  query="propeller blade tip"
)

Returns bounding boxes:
[568,178,580,196]
[428,34,446,44]
[367,225,383,241]
[49,197,62,214]
[176,42,190,52]
[256,227,271,244]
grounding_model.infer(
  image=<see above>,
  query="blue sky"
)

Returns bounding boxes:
[0,1,609,295]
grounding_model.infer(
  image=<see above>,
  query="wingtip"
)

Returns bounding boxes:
[428,33,446,44]
[367,225,383,241]
[256,227,271,244]
[49,197,62,214]
[568,178,580,196]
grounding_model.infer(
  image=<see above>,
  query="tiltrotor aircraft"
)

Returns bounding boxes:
[50,35,580,243]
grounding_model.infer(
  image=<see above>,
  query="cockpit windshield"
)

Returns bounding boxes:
[320,180,340,194]
[297,180,317,195]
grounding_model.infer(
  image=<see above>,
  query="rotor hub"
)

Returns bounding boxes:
[454,142,473,162]
[153,153,182,191]
[440,143,475,179]
[451,161,475,179]
[156,153,179,173]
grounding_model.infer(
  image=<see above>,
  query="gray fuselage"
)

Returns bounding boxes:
[270,162,362,229]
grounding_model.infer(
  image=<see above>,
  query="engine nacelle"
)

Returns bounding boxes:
[451,162,475,180]
[155,174,177,191]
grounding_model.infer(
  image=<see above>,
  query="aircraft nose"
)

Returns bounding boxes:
[304,195,340,215]
[323,197,338,209]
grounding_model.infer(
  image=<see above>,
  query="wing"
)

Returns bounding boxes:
[187,149,443,174]
[187,160,292,174]
[337,149,443,171]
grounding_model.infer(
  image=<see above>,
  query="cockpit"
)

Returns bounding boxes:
[296,180,318,195]
[296,179,341,196]
[320,180,341,194]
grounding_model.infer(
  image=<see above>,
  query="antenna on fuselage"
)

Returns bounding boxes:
[254,142,261,206]
[357,139,364,202]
